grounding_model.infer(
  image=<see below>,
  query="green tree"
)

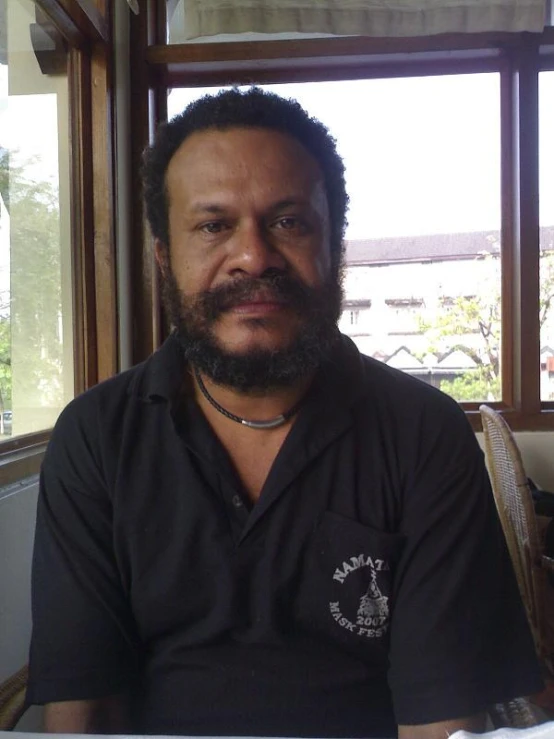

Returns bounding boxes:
[440,368,501,403]
[0,309,12,434]
[418,250,554,402]
[0,149,12,426]
[0,148,64,432]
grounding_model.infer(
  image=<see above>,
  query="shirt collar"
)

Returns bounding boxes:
[311,333,367,411]
[127,332,188,405]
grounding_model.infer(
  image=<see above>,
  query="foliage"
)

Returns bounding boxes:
[418,250,554,402]
[0,149,64,432]
[440,369,501,403]
[0,315,11,428]
[541,252,554,330]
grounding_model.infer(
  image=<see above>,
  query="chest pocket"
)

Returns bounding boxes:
[294,511,405,662]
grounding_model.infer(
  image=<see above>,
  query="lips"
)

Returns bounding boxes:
[225,290,287,310]
[228,298,287,315]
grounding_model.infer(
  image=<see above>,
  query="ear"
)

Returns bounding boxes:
[154,239,169,277]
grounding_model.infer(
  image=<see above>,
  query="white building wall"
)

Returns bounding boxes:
[338,253,554,397]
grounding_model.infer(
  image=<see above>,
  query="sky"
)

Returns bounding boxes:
[169,72,554,241]
[1,69,553,261]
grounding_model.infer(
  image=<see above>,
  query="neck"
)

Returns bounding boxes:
[192,369,314,428]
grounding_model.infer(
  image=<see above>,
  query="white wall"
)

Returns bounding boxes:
[479,431,554,491]
[0,477,37,683]
[0,476,43,730]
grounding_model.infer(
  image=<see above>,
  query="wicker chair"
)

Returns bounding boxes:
[480,404,554,673]
[488,697,540,729]
[0,664,28,730]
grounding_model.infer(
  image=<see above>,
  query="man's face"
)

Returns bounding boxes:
[156,126,343,391]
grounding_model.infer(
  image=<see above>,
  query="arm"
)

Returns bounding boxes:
[398,712,487,739]
[44,695,131,734]
[388,396,542,725]
[27,401,139,715]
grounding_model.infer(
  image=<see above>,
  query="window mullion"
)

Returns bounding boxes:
[500,55,516,410]
[512,37,541,416]
[129,2,163,365]
[69,46,97,394]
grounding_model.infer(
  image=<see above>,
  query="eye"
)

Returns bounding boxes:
[199,221,227,234]
[274,216,304,231]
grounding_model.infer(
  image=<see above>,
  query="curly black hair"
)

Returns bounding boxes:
[142,86,349,276]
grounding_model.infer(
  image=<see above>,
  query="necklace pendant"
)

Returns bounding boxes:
[241,415,287,430]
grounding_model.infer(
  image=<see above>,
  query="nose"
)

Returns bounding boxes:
[226,221,287,277]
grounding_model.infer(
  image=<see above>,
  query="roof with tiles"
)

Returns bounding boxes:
[344,226,554,265]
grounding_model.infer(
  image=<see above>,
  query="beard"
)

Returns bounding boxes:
[160,265,343,393]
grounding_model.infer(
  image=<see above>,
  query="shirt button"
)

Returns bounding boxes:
[232,495,243,508]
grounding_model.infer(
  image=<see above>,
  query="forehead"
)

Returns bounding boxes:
[165,126,326,204]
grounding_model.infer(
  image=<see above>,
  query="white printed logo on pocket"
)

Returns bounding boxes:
[329,554,389,639]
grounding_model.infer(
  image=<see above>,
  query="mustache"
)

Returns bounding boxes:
[192,271,316,320]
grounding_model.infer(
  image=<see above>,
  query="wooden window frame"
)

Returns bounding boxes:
[0,0,118,483]
[130,5,554,432]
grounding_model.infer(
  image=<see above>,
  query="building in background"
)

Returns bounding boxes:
[339,226,554,402]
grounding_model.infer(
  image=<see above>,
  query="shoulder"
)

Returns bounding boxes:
[50,359,149,442]
[336,336,479,465]
[44,336,185,478]
[50,334,183,440]
[41,360,150,491]
[341,336,469,426]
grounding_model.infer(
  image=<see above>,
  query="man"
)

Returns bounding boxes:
[27,88,542,738]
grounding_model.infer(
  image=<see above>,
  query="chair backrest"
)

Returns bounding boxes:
[0,664,28,730]
[479,404,544,651]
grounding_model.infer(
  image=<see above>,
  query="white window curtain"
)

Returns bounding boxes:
[182,0,548,41]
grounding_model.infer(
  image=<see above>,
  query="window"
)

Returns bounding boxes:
[1,0,74,439]
[133,6,554,428]
[540,70,554,401]
[0,0,117,481]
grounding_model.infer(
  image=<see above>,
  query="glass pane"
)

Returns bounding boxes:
[165,0,333,44]
[540,70,554,401]
[0,0,74,438]
[166,0,185,43]
[168,73,502,403]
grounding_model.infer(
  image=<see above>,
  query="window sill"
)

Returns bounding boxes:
[466,408,554,432]
[0,433,49,487]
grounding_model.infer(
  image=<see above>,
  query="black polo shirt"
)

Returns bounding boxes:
[27,334,542,737]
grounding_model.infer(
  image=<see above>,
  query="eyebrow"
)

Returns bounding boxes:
[189,203,229,214]
[188,197,312,215]
[269,198,311,212]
